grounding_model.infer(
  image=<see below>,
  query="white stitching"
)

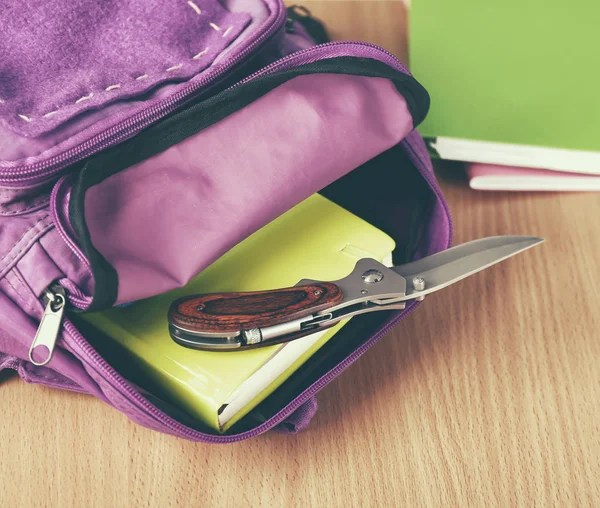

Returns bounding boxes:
[7,16,234,123]
[192,48,209,59]
[187,1,202,15]
[75,92,94,104]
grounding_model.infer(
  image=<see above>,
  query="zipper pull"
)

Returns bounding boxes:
[29,285,66,366]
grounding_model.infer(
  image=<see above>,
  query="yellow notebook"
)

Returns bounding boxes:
[82,194,395,432]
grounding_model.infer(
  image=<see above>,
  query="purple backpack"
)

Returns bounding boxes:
[0,1,451,441]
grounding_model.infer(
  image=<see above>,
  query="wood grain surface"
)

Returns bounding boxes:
[168,282,343,333]
[1,2,598,507]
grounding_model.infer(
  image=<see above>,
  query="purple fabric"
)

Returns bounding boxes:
[401,130,453,257]
[0,13,452,440]
[0,206,92,301]
[0,207,54,282]
[0,0,283,176]
[275,396,318,433]
[0,352,19,372]
[0,0,250,137]
[0,180,53,211]
[0,287,107,397]
[16,243,64,297]
[77,74,414,304]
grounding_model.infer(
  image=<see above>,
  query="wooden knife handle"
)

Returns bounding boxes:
[168,282,343,335]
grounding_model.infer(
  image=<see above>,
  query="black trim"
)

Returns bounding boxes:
[69,56,431,310]
[69,177,119,311]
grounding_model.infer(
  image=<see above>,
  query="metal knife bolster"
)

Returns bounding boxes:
[223,259,414,348]
[297,258,410,319]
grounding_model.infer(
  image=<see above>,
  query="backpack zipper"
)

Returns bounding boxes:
[230,41,410,90]
[29,284,66,366]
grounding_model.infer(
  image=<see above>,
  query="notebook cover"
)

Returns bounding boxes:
[81,194,395,432]
[410,0,600,153]
[468,163,600,191]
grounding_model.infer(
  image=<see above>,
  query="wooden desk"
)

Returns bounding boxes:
[1,2,598,507]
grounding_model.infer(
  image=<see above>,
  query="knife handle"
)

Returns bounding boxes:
[168,282,343,335]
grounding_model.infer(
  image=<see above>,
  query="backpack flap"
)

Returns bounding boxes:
[0,0,286,195]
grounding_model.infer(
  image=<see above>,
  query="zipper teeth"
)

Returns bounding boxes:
[64,290,89,309]
[0,4,286,184]
[231,40,410,88]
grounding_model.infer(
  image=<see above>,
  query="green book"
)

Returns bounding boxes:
[409,0,600,174]
[81,194,395,433]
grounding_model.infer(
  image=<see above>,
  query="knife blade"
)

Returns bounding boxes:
[168,235,543,350]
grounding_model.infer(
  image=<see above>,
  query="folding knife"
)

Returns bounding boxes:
[168,236,543,351]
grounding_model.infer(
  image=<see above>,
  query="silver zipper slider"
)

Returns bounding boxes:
[29,285,66,366]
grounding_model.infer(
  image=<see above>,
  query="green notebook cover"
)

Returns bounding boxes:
[410,0,600,172]
[81,194,395,433]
